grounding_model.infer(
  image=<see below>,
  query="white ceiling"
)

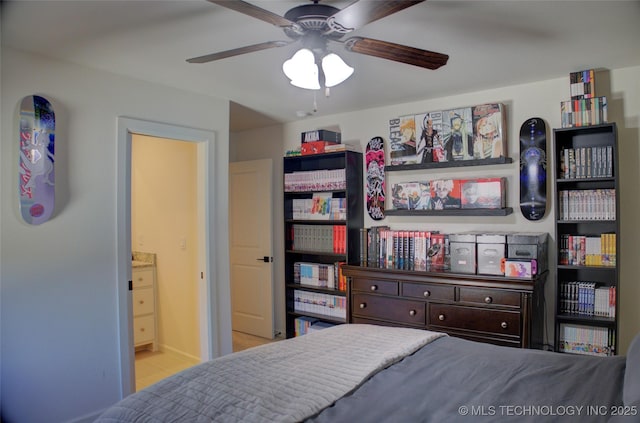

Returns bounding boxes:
[2,1,639,131]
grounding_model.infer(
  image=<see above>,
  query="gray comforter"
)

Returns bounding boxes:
[309,336,629,423]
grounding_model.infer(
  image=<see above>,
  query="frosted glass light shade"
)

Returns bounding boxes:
[282,48,320,90]
[322,53,354,87]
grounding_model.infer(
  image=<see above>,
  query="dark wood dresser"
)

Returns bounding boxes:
[342,265,546,348]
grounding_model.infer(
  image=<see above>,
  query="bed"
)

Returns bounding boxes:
[97,324,639,422]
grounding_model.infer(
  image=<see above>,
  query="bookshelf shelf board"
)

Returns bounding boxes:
[384,207,513,217]
[286,249,347,258]
[386,156,512,172]
[557,177,615,184]
[557,219,615,224]
[287,311,347,324]
[285,219,346,225]
[286,284,347,296]
[556,314,616,325]
[284,189,346,195]
[557,264,616,271]
[554,123,615,134]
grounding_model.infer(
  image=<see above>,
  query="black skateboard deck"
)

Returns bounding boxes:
[519,117,547,221]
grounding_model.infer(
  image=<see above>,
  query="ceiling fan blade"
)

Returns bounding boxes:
[328,0,425,33]
[344,36,448,70]
[207,0,300,31]
[187,40,291,64]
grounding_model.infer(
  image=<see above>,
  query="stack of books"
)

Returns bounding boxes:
[560,69,608,128]
[293,289,346,319]
[558,233,616,267]
[293,261,347,291]
[559,323,615,356]
[558,282,616,318]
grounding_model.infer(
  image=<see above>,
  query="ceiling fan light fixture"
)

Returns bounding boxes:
[282,48,320,90]
[321,53,354,88]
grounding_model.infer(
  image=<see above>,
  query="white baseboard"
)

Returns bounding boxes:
[159,343,201,364]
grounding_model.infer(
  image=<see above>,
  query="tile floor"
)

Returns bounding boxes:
[134,331,277,391]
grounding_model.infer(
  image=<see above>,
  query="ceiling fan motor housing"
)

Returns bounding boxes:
[283,3,344,42]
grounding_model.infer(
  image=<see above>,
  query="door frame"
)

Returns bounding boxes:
[116,117,223,397]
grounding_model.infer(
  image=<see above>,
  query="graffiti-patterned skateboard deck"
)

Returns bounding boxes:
[19,95,55,224]
[366,136,385,220]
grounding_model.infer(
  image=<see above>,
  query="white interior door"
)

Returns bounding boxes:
[229,159,274,338]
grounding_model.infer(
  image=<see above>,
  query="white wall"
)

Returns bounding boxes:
[0,48,231,422]
[277,66,640,354]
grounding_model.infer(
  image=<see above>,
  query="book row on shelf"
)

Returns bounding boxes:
[292,195,346,220]
[294,317,335,337]
[558,323,615,357]
[558,189,616,221]
[293,290,346,319]
[361,227,449,271]
[284,169,346,192]
[560,97,608,128]
[558,282,616,318]
[289,224,347,254]
[293,261,347,291]
[558,146,613,179]
[362,227,547,278]
[558,233,616,267]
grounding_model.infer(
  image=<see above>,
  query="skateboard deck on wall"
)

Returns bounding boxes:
[19,95,55,225]
[365,136,385,220]
[519,117,547,221]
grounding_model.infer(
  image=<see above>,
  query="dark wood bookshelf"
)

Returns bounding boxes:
[553,122,619,356]
[283,151,363,338]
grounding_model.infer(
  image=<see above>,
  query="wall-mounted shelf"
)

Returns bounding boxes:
[384,207,513,217]
[386,156,512,172]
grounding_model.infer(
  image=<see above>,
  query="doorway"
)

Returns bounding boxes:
[131,134,201,390]
[116,117,222,398]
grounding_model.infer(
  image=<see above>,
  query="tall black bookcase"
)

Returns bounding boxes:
[283,151,363,338]
[553,123,619,356]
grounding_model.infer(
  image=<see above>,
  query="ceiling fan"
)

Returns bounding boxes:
[187,0,449,88]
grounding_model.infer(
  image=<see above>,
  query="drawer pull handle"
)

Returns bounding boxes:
[359,303,367,309]
[140,328,145,332]
[501,322,508,329]
[370,285,378,291]
[484,296,493,304]
[409,310,416,316]
[423,290,431,297]
[438,314,445,321]
[139,300,144,305]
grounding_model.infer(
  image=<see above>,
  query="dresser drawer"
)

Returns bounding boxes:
[132,269,154,289]
[458,287,521,307]
[402,282,455,301]
[133,287,154,316]
[352,293,425,326]
[352,278,398,296]
[429,304,520,336]
[134,315,155,345]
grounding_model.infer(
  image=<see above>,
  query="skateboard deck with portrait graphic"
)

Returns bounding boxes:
[365,136,385,220]
[19,95,55,225]
[519,117,547,221]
